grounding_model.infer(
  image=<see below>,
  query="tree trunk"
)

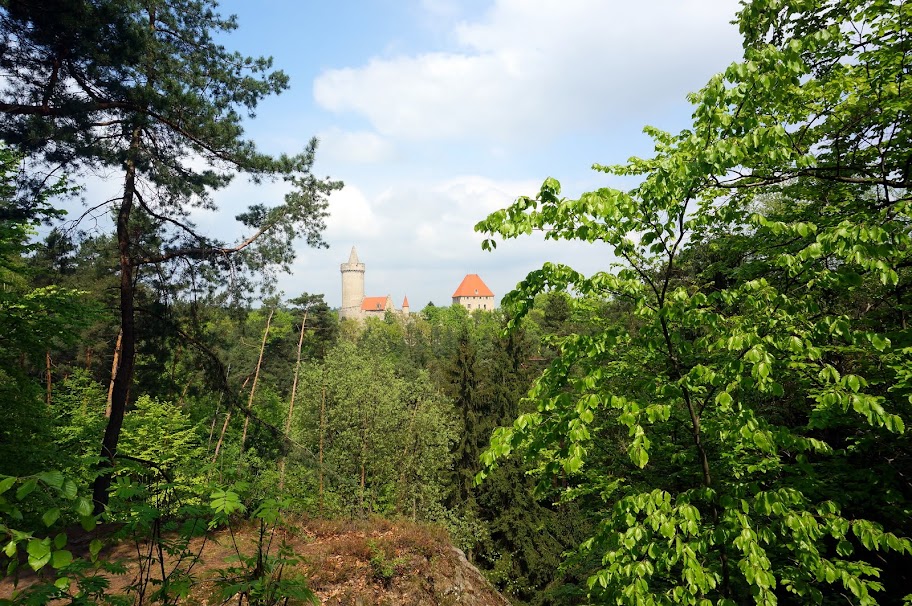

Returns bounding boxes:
[319,386,325,516]
[208,396,222,452]
[93,130,140,514]
[212,411,231,464]
[105,328,123,418]
[397,398,421,514]
[45,351,52,406]
[360,408,368,517]
[240,307,274,450]
[279,310,308,491]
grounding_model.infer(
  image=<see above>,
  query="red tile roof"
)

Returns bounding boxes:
[452,274,494,298]
[402,296,409,308]
[361,296,390,311]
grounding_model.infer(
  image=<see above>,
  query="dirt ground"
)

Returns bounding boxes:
[1,517,510,606]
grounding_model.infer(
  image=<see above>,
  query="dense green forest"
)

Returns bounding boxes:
[2,0,912,604]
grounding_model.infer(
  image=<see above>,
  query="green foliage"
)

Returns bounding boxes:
[0,471,110,604]
[0,145,95,477]
[120,395,206,486]
[209,492,317,606]
[476,0,912,603]
[367,539,407,587]
[292,337,458,518]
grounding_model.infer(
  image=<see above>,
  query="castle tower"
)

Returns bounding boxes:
[340,246,365,320]
[401,296,410,315]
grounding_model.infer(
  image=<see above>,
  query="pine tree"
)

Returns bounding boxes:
[0,0,341,511]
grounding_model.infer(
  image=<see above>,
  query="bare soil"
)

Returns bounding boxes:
[1,517,510,606]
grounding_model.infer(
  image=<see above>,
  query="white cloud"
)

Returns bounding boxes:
[326,185,381,239]
[313,0,743,143]
[317,128,396,164]
[280,174,613,308]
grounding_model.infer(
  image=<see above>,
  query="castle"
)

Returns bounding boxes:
[338,247,494,320]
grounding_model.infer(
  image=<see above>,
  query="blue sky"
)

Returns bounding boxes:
[181,0,745,308]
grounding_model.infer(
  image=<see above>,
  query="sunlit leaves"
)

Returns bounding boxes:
[475,0,912,601]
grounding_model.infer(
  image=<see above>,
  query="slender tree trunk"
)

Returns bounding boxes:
[360,455,366,517]
[319,386,325,516]
[208,396,222,452]
[241,307,274,450]
[169,342,182,400]
[84,347,92,370]
[212,411,231,463]
[360,408,368,517]
[177,381,190,407]
[105,328,123,418]
[397,398,421,514]
[279,310,308,491]
[45,351,52,406]
[93,129,141,514]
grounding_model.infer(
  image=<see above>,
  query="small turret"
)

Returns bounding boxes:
[402,295,410,315]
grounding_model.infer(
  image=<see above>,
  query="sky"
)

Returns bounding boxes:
[127,0,746,308]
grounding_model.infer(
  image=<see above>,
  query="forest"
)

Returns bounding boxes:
[1,0,912,604]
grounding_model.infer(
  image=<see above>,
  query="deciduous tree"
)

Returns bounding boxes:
[477,0,912,603]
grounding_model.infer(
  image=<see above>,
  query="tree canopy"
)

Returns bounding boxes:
[477,0,912,603]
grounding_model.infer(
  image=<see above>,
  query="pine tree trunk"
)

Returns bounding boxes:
[207,396,222,452]
[278,310,308,491]
[105,328,123,418]
[93,129,140,514]
[241,307,274,450]
[212,411,231,464]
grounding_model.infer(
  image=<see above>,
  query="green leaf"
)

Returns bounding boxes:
[629,446,649,469]
[37,471,64,489]
[42,508,60,528]
[0,476,15,496]
[89,539,103,560]
[26,538,51,571]
[210,490,245,516]
[870,334,890,352]
[16,478,37,500]
[51,549,73,569]
[75,497,93,518]
[61,479,78,500]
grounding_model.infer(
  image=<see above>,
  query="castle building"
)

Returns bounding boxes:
[340,247,496,318]
[452,274,495,311]
[339,247,409,321]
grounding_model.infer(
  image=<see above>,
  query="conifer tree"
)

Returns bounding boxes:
[0,0,341,511]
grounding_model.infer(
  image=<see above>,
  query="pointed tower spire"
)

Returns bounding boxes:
[348,246,360,264]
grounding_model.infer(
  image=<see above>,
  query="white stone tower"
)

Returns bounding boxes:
[340,246,365,320]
